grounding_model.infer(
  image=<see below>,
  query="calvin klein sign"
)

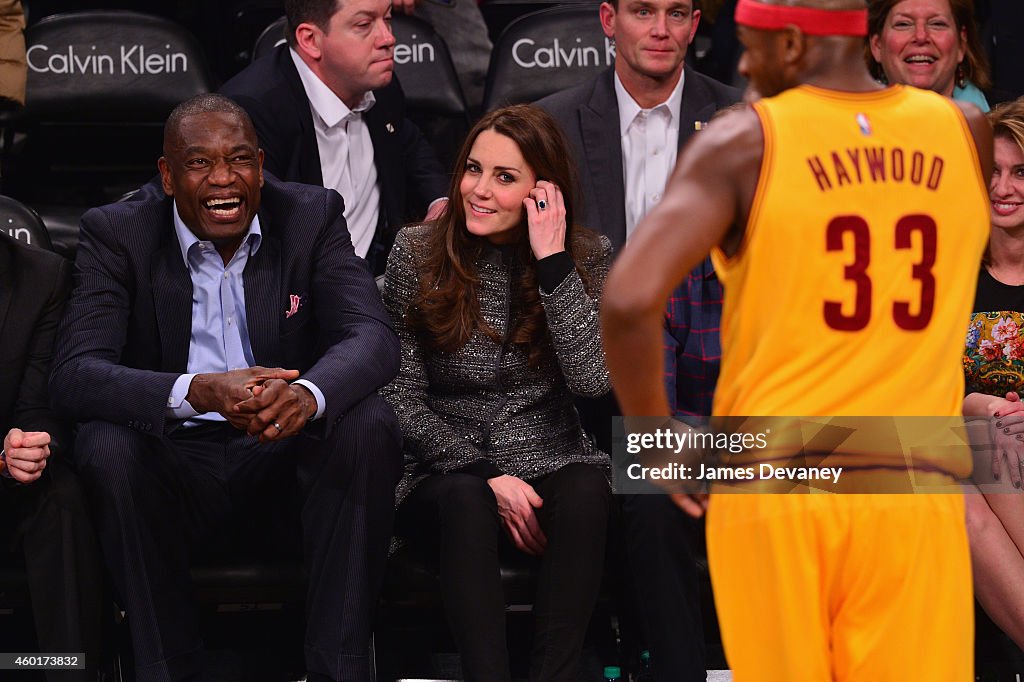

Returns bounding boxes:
[394,33,436,65]
[5,225,32,245]
[511,36,615,69]
[27,43,189,75]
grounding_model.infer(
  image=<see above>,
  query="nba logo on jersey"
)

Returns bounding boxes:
[856,113,872,136]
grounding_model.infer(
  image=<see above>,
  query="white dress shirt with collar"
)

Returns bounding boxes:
[290,48,381,259]
[615,70,685,239]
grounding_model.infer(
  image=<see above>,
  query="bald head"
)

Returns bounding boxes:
[163,94,258,157]
[736,0,877,98]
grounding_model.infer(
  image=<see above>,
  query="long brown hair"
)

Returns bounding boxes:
[866,0,991,92]
[407,104,600,366]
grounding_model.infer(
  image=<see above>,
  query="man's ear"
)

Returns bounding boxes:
[158,157,174,197]
[781,25,807,68]
[258,148,265,187]
[688,9,701,45]
[294,22,323,61]
[868,33,883,64]
[599,2,617,40]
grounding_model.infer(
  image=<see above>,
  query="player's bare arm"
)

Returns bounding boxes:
[602,105,763,418]
[953,99,994,185]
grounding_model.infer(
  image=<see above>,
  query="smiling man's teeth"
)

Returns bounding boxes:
[205,198,241,215]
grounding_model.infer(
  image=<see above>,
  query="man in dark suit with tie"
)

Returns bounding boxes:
[219,0,449,275]
[50,94,402,682]
[0,230,104,681]
[537,2,738,680]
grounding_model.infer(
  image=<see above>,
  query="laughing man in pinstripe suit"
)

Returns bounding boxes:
[50,94,402,682]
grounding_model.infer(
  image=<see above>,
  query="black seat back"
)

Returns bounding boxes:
[251,14,287,61]
[0,195,53,251]
[24,11,212,122]
[482,5,609,111]
[5,11,214,206]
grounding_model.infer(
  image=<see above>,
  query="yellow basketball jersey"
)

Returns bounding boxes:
[711,86,988,423]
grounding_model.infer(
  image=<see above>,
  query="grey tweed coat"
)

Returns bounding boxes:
[380,224,613,506]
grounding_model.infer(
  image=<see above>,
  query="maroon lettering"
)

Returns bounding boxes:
[807,156,832,191]
[845,148,863,183]
[893,215,937,330]
[824,216,871,332]
[910,151,925,185]
[926,156,944,190]
[831,152,852,187]
[865,147,886,182]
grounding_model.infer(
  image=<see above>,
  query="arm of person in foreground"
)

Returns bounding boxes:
[600,107,762,515]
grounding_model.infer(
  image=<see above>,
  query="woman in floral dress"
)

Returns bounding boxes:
[962,98,1024,648]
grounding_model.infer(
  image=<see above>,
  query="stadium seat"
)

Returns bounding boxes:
[251,14,285,60]
[2,11,214,207]
[227,0,286,75]
[482,4,609,111]
[480,0,599,45]
[0,194,52,251]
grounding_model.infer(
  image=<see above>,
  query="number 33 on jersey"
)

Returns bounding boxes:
[710,85,989,419]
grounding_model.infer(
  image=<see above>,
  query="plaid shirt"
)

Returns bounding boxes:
[663,255,723,417]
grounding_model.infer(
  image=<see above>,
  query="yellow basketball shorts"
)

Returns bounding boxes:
[707,493,972,682]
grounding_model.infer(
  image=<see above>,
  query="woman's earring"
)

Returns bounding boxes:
[956,63,967,89]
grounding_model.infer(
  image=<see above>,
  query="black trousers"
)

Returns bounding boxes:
[2,457,105,682]
[621,494,707,682]
[74,393,402,682]
[396,463,611,682]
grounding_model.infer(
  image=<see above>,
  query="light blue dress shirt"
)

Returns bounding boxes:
[164,202,325,424]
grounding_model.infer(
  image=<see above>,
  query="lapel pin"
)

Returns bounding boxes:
[386,123,395,133]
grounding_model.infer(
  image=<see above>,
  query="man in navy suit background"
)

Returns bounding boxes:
[220,0,449,275]
[51,94,402,682]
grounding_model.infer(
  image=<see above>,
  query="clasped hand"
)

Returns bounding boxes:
[3,428,51,484]
[186,366,316,442]
[487,474,547,555]
[986,391,1024,487]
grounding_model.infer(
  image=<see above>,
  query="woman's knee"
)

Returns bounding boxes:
[965,493,1002,543]
[436,473,499,517]
[549,463,611,507]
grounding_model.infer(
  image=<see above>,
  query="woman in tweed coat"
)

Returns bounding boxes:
[381,104,613,682]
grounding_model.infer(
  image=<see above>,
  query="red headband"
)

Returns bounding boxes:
[735,0,868,36]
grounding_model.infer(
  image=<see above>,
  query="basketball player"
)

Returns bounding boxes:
[601,0,992,680]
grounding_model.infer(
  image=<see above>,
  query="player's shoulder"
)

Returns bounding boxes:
[686,104,763,168]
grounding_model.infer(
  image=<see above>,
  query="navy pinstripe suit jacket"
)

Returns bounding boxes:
[50,173,400,440]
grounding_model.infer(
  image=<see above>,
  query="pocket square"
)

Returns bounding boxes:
[286,293,303,319]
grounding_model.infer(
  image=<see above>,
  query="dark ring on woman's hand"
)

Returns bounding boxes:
[537,199,547,210]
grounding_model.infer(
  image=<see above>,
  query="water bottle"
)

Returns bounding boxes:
[635,650,654,681]
[603,665,622,681]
